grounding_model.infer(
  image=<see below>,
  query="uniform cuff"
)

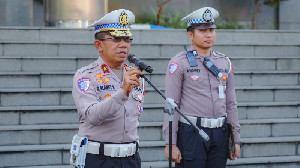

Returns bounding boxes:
[234,132,240,143]
[165,134,177,145]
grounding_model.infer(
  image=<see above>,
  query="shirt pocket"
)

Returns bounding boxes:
[186,69,210,88]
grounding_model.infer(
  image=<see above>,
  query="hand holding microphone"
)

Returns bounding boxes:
[123,54,151,96]
[122,67,144,96]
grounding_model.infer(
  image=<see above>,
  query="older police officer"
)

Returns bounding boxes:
[71,9,144,168]
[163,7,241,168]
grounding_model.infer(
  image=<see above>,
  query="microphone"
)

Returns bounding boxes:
[127,54,153,73]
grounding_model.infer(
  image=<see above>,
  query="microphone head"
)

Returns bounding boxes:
[127,54,153,73]
[127,54,136,64]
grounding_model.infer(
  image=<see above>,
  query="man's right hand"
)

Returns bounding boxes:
[122,67,144,96]
[164,144,182,163]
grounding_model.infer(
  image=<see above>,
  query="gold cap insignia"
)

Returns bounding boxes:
[119,11,129,26]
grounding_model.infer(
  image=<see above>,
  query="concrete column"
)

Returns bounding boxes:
[0,0,33,26]
[44,0,106,28]
[279,0,300,30]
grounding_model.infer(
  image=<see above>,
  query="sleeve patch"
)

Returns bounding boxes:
[77,78,91,92]
[169,62,178,74]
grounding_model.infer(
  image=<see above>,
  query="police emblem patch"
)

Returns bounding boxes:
[169,62,178,74]
[203,9,213,22]
[119,11,129,26]
[77,78,90,92]
[190,75,200,81]
[137,105,143,113]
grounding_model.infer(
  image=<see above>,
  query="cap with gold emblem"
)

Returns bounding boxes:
[88,9,135,37]
[181,7,219,29]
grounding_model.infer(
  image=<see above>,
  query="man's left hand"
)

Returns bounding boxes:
[229,144,240,160]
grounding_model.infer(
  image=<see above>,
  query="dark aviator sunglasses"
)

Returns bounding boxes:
[98,37,133,43]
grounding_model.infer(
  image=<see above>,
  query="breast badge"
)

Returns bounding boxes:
[132,86,143,102]
[94,72,110,84]
[190,75,200,81]
[94,73,106,78]
[97,78,110,84]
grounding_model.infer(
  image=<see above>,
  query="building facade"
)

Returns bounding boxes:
[0,0,299,30]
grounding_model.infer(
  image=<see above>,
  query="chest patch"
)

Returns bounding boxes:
[190,75,200,81]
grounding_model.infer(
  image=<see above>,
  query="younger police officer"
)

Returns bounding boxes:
[163,7,241,168]
[72,9,144,168]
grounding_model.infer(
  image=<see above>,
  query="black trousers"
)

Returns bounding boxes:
[175,119,229,168]
[85,152,141,168]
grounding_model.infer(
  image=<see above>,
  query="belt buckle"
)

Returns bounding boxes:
[119,146,129,157]
[211,119,218,128]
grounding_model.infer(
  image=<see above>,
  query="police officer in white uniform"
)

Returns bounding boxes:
[163,7,241,168]
[71,9,144,168]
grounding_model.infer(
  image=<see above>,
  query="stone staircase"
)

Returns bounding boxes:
[0,27,300,168]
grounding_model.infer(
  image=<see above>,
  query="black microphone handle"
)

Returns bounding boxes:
[128,54,153,73]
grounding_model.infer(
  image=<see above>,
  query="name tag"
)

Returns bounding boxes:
[96,85,116,91]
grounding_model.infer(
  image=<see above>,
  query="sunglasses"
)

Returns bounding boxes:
[99,37,133,43]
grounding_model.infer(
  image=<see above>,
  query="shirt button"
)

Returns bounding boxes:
[125,130,128,134]
[122,98,126,101]
[126,114,129,117]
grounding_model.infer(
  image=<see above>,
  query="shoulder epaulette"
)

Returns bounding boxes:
[213,50,226,58]
[77,61,99,74]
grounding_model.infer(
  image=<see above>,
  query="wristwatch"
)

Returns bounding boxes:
[235,141,241,145]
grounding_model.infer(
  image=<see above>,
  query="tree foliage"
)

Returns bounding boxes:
[156,0,172,25]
